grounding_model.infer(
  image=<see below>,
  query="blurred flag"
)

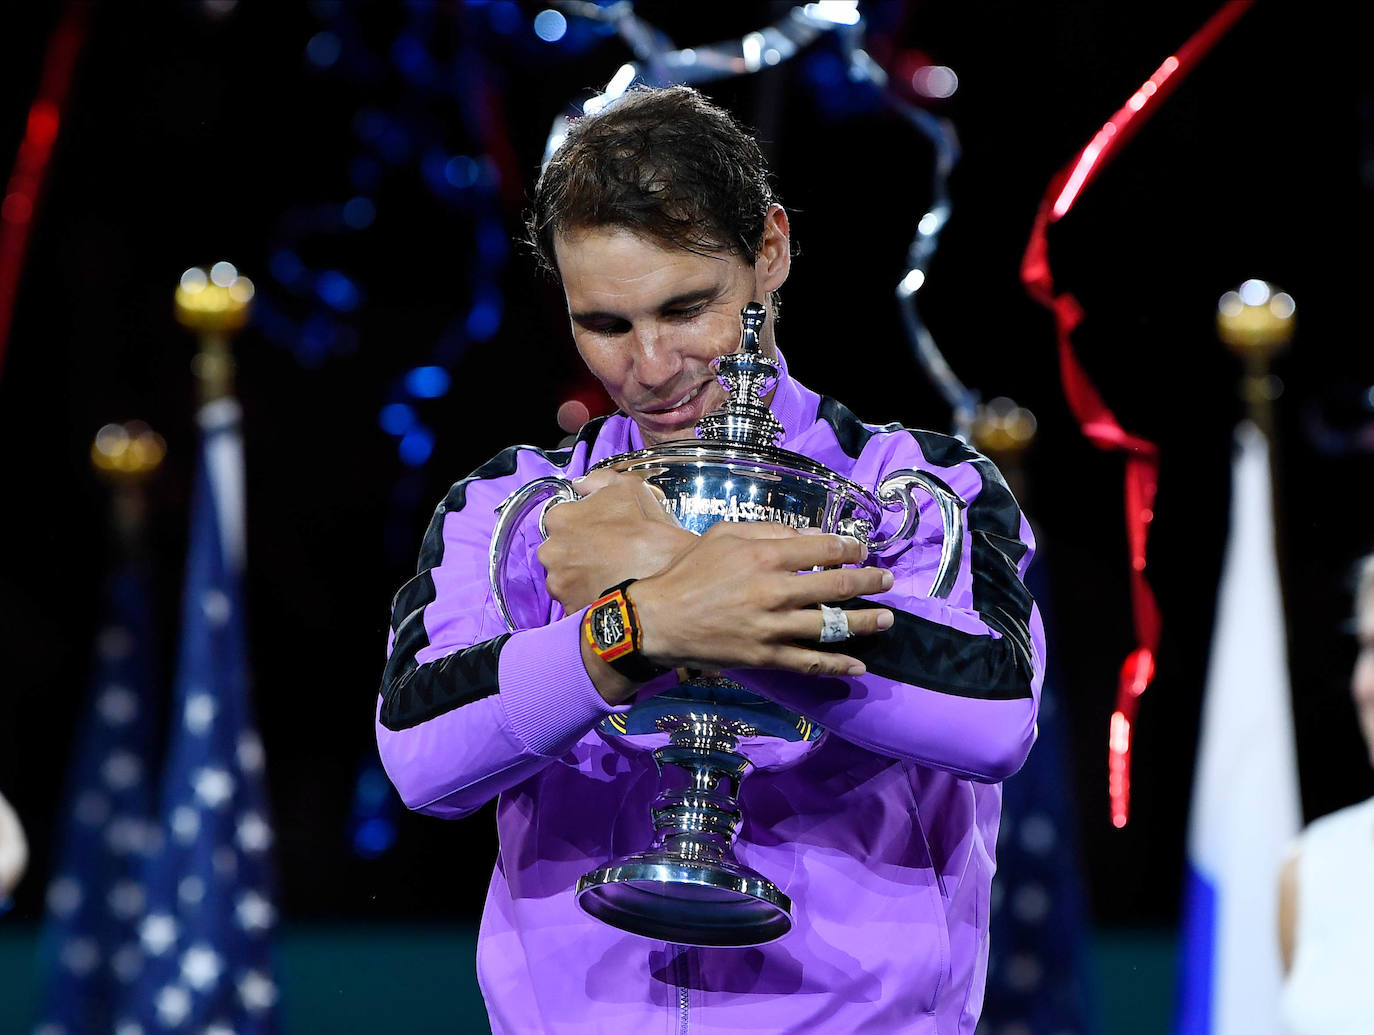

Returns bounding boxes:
[33,559,162,1033]
[123,396,282,1033]
[980,550,1102,1035]
[1174,419,1301,1034]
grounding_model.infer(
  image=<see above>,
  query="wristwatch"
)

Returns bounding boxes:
[584,579,670,683]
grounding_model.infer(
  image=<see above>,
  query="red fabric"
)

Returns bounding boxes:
[1020,2,1252,825]
[0,2,91,377]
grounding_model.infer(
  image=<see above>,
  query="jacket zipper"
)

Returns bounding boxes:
[673,946,691,1035]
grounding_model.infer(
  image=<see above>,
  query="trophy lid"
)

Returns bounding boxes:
[694,302,785,447]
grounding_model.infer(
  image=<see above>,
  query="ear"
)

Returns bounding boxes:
[754,204,791,293]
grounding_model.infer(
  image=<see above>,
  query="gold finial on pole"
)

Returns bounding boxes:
[174,260,254,405]
[971,397,1037,502]
[91,420,167,480]
[91,420,166,549]
[1217,278,1295,439]
[970,396,1038,459]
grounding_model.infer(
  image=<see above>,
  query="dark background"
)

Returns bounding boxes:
[2,0,1373,941]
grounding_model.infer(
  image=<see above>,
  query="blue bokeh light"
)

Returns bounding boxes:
[445,154,479,189]
[305,30,341,68]
[269,249,306,288]
[316,269,362,311]
[466,288,503,342]
[378,403,417,436]
[352,817,397,859]
[399,426,436,466]
[405,365,451,399]
[342,196,376,229]
[355,766,393,808]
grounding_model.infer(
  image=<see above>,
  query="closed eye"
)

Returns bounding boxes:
[578,317,632,336]
[665,300,708,317]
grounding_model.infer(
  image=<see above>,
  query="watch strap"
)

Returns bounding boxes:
[584,579,669,683]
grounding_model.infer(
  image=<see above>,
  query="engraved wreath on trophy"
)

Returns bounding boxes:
[489,303,965,946]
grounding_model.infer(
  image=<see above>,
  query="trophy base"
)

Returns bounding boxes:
[575,852,793,947]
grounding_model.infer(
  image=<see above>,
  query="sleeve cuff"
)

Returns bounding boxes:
[497,607,630,757]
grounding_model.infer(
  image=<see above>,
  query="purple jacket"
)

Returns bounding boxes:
[377,350,1045,1033]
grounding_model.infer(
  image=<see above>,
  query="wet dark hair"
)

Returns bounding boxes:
[526,84,777,278]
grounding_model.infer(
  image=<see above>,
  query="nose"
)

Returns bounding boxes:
[630,323,683,391]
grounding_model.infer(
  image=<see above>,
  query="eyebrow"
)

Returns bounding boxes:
[569,287,719,325]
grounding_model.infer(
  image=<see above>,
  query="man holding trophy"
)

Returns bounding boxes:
[377,85,1044,1034]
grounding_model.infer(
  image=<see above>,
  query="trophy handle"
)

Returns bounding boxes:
[866,469,966,599]
[489,476,578,631]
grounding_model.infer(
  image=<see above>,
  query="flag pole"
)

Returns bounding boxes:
[32,420,165,1031]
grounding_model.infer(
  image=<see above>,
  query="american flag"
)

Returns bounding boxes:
[979,554,1102,1035]
[33,557,163,1033]
[122,396,282,1033]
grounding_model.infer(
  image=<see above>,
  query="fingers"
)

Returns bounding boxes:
[785,564,893,604]
[569,471,678,526]
[823,604,893,638]
[701,520,805,541]
[766,643,870,678]
[570,469,622,495]
[704,523,870,568]
[768,604,893,643]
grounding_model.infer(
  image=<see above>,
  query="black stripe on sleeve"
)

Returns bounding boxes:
[379,627,511,731]
[814,399,1036,699]
[378,420,607,731]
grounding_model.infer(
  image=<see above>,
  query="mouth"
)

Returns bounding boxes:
[637,382,715,433]
[642,383,706,416]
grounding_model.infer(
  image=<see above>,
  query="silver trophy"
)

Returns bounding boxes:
[489,302,964,946]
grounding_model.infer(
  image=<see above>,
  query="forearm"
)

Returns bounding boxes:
[724,472,1046,780]
[727,599,1043,781]
[377,612,633,816]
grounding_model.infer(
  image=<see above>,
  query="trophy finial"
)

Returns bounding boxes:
[739,301,766,351]
[694,302,784,446]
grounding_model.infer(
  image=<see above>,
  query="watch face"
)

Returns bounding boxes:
[592,601,628,651]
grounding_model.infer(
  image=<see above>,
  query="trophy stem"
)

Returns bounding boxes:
[575,713,794,947]
[648,716,752,863]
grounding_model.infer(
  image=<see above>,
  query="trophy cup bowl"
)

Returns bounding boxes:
[489,303,964,946]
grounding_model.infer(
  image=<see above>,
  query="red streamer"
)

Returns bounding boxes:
[1020,1,1253,827]
[0,2,91,377]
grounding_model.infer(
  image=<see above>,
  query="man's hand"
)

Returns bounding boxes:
[538,469,695,613]
[629,522,894,679]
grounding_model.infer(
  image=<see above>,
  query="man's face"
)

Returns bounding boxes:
[553,210,789,446]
